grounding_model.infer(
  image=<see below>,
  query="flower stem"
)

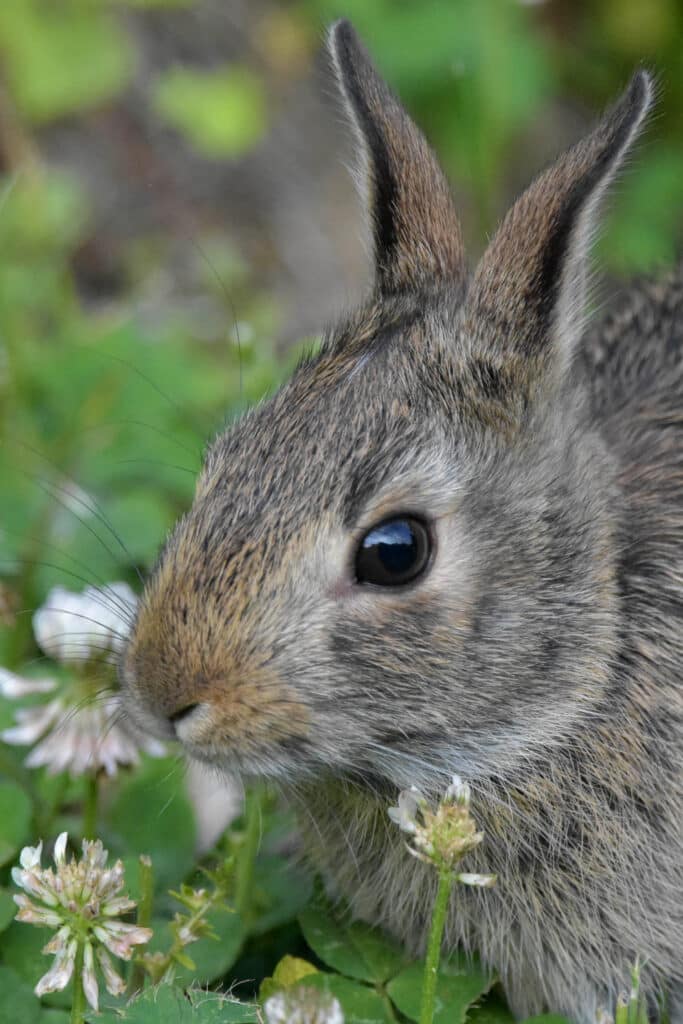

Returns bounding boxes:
[419,870,454,1024]
[82,773,98,839]
[70,941,85,1024]
[128,855,154,996]
[234,785,263,922]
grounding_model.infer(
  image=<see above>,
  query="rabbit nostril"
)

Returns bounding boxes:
[168,703,200,726]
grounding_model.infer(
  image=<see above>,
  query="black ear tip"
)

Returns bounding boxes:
[327,18,358,59]
[626,67,655,118]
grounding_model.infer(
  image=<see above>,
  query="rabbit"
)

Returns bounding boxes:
[120,20,683,1024]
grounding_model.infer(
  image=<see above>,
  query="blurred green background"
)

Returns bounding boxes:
[1,0,682,668]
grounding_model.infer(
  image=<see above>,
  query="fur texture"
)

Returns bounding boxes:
[121,22,682,1023]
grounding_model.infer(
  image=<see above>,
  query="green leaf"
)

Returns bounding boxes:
[40,1013,70,1024]
[0,2,132,123]
[522,1017,574,1024]
[0,886,17,932]
[95,985,258,1023]
[0,780,33,866]
[466,992,516,1024]
[259,954,319,998]
[387,953,494,1024]
[0,920,52,988]
[298,902,406,983]
[0,966,41,1024]
[153,65,268,158]
[107,757,196,892]
[250,855,312,936]
[304,973,395,1023]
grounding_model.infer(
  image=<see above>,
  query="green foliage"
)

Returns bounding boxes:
[0,2,132,124]
[94,985,258,1023]
[0,964,43,1024]
[299,898,407,983]
[0,780,32,866]
[107,758,197,892]
[153,66,268,158]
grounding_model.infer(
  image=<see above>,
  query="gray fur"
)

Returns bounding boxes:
[121,22,682,1023]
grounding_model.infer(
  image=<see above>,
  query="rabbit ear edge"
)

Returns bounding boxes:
[466,71,654,379]
[328,19,466,297]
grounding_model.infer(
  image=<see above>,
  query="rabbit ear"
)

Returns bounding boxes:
[328,20,465,295]
[466,71,653,378]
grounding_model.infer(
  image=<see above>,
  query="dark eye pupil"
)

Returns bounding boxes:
[355,516,431,587]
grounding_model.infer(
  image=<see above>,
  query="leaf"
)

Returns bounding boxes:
[249,854,312,936]
[0,886,17,933]
[0,2,132,123]
[0,780,33,866]
[466,992,516,1024]
[305,973,395,1024]
[298,903,406,983]
[522,1017,574,1024]
[259,954,319,998]
[107,757,197,892]
[153,65,268,158]
[387,953,494,1024]
[0,920,67,1002]
[0,965,42,1024]
[40,1013,70,1024]
[95,984,258,1023]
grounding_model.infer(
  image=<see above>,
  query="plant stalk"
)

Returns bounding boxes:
[419,869,453,1024]
[70,940,85,1024]
[82,772,98,839]
[234,785,263,921]
[127,855,154,996]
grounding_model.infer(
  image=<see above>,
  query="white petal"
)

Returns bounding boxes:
[82,941,99,1011]
[96,947,126,996]
[0,667,56,698]
[34,939,77,996]
[388,805,417,834]
[43,925,72,955]
[445,774,471,805]
[2,700,63,746]
[457,872,497,888]
[53,832,68,866]
[19,840,43,869]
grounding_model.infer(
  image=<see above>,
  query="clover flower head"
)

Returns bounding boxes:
[264,986,344,1024]
[32,583,137,665]
[12,832,152,1011]
[388,774,496,885]
[1,583,164,777]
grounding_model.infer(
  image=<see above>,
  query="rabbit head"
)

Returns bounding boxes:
[121,22,652,792]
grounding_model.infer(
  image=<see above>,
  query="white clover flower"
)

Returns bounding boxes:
[32,583,137,664]
[264,987,344,1024]
[1,583,164,777]
[388,774,496,885]
[12,832,152,1011]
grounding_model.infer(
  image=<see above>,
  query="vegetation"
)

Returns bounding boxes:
[0,1,680,1020]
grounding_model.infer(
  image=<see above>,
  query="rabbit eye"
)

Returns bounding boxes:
[355,516,431,587]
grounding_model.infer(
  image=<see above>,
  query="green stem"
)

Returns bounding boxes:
[419,870,454,1024]
[128,855,154,996]
[70,941,85,1024]
[82,773,98,840]
[234,785,263,921]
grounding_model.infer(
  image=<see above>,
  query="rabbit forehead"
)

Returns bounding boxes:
[198,309,465,531]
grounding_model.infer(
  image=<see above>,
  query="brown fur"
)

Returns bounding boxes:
[121,22,682,1023]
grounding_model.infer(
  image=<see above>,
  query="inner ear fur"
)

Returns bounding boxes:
[328,19,465,296]
[465,71,654,377]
